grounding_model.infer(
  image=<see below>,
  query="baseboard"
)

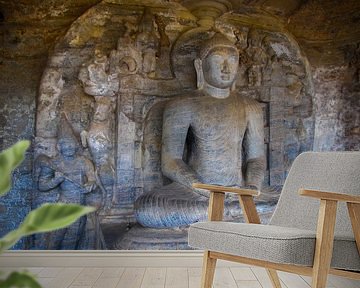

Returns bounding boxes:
[0,250,247,267]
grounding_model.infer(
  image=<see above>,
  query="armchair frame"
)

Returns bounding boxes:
[193,183,360,288]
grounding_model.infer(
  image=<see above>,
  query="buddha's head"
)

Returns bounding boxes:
[195,33,239,94]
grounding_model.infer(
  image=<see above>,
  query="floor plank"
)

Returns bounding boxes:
[45,267,83,288]
[23,267,44,276]
[328,275,360,288]
[100,267,125,278]
[236,280,262,288]
[92,276,120,288]
[188,268,201,288]
[165,268,189,288]
[18,264,360,288]
[36,277,54,287]
[71,267,103,286]
[278,271,310,288]
[301,275,335,288]
[116,267,146,288]
[141,267,167,288]
[230,267,257,281]
[251,267,288,288]
[38,267,64,278]
[213,267,237,288]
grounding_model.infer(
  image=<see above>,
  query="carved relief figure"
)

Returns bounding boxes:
[234,26,249,50]
[35,117,103,249]
[248,65,262,86]
[79,51,119,211]
[246,29,268,86]
[81,96,116,210]
[136,8,159,77]
[135,33,265,228]
[154,14,173,78]
[110,29,142,76]
[78,49,119,97]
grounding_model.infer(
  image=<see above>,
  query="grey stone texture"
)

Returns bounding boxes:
[33,116,105,249]
[0,0,358,249]
[133,30,268,228]
[313,62,360,151]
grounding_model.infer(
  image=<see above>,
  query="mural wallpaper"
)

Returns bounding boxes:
[6,0,317,249]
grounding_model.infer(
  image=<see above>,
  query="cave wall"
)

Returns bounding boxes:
[285,0,360,151]
[0,0,359,249]
[0,0,102,249]
[0,58,41,249]
[312,53,360,151]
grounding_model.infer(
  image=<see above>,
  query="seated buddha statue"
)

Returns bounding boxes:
[135,32,265,228]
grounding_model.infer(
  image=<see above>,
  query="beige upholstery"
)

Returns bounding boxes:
[190,222,360,271]
[189,152,360,271]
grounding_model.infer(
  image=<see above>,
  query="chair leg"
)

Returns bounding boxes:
[266,269,282,288]
[347,202,360,254]
[311,200,337,288]
[201,251,217,288]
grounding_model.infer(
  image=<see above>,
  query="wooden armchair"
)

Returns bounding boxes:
[188,152,360,288]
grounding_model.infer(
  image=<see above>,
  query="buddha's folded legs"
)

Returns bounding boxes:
[134,182,209,228]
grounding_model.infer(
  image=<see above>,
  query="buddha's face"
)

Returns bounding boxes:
[202,47,239,89]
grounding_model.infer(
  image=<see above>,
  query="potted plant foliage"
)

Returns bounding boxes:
[0,140,95,287]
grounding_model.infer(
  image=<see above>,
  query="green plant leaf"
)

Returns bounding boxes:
[0,203,95,251]
[0,228,23,253]
[0,140,30,196]
[0,271,41,288]
[21,203,95,234]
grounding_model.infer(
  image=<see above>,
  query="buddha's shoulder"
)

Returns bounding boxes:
[235,93,263,112]
[164,93,203,110]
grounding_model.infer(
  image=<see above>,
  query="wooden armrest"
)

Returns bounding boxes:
[194,183,261,223]
[192,183,259,197]
[299,189,360,204]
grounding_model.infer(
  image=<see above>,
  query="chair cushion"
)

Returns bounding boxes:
[189,222,360,271]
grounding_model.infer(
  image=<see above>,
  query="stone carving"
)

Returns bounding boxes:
[246,29,268,66]
[110,26,142,76]
[245,29,269,87]
[31,0,315,249]
[111,48,139,76]
[135,32,266,228]
[79,52,118,211]
[35,116,105,249]
[248,65,262,86]
[136,8,159,78]
[154,14,174,79]
[80,96,116,210]
[78,49,119,97]
[234,26,249,50]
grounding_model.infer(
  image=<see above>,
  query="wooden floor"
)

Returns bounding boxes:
[3,266,360,288]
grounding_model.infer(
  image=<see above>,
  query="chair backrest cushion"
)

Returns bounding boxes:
[270,152,360,238]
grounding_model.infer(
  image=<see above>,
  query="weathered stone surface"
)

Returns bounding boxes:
[285,0,360,66]
[0,0,358,249]
[313,62,360,151]
[0,58,44,249]
[113,224,190,250]
[34,116,105,249]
